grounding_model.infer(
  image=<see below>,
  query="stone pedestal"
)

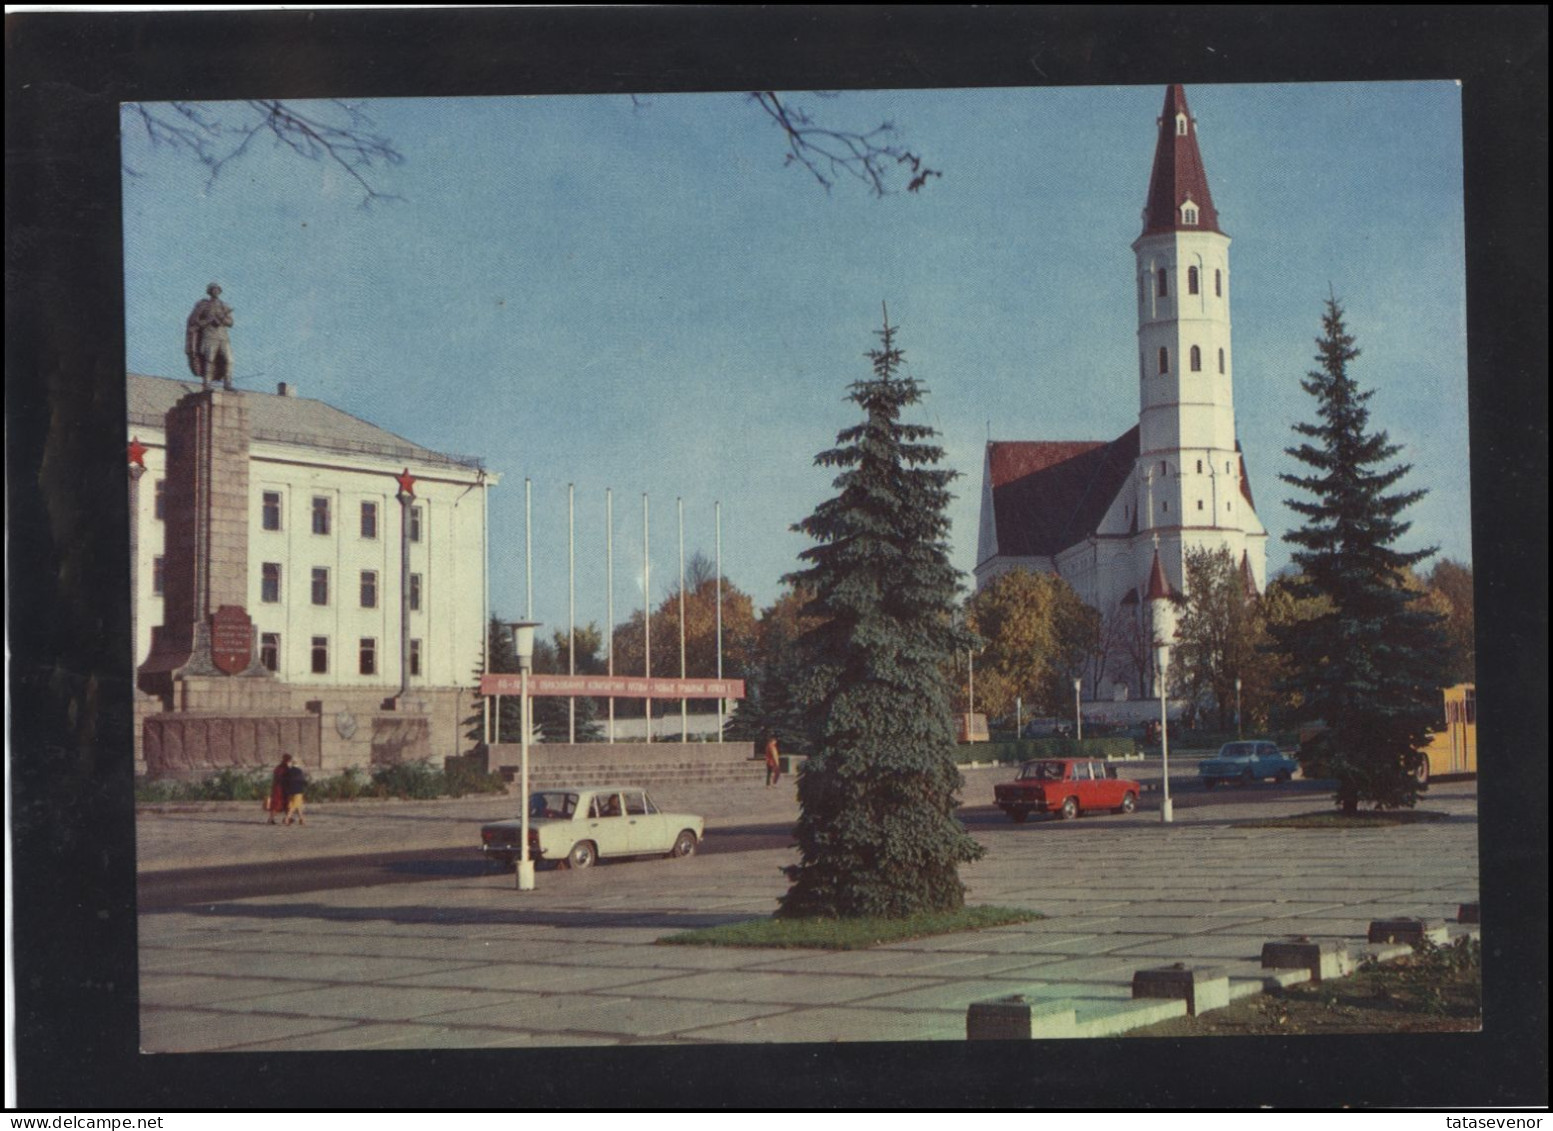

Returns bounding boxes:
[1132,963,1230,1016]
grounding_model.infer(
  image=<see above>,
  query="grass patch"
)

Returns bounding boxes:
[1238,809,1452,829]
[658,906,1040,950]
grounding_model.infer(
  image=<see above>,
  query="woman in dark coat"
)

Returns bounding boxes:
[265,754,291,824]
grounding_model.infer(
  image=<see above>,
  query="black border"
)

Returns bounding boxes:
[6,6,1547,1110]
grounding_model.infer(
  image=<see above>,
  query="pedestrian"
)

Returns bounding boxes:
[281,758,308,826]
[265,754,290,824]
[763,732,781,788]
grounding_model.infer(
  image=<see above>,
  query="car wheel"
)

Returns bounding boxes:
[1414,759,1430,785]
[567,841,597,870]
[668,830,698,859]
[1008,809,1029,824]
[1204,778,1218,791]
[1118,791,1137,815]
[1275,769,1292,784]
[1060,796,1079,821]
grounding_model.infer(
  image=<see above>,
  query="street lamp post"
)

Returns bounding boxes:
[1156,641,1174,824]
[1073,677,1083,743]
[1235,676,1243,739]
[507,620,542,891]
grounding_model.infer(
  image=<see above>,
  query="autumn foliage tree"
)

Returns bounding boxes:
[778,311,982,920]
[962,570,1098,720]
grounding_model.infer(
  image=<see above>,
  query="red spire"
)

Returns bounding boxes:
[1240,550,1259,600]
[1146,549,1173,601]
[1140,85,1222,238]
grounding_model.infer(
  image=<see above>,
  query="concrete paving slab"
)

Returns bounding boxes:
[622,969,942,1006]
[426,993,792,1039]
[912,930,1111,955]
[225,1022,621,1051]
[850,977,1061,1013]
[139,1007,358,1053]
[1007,955,1140,982]
[682,1005,966,1043]
[165,949,487,983]
[384,963,682,995]
[140,973,333,1008]
[736,948,1045,978]
[1106,935,1266,960]
[226,982,532,1023]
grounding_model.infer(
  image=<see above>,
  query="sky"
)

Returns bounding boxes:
[121,82,1471,637]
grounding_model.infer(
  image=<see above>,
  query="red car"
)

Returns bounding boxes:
[994,758,1142,823]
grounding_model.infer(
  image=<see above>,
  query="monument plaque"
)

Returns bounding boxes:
[210,604,254,675]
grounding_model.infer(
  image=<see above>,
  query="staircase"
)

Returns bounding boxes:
[481,740,761,790]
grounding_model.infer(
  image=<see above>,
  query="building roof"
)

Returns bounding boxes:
[1140,85,1222,238]
[127,373,484,473]
[1146,548,1174,601]
[986,427,1139,558]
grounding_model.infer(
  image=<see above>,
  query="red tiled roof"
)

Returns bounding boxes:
[1140,85,1222,238]
[1237,445,1256,509]
[1240,549,1259,600]
[987,427,1139,558]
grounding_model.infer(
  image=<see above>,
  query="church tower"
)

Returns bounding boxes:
[1130,84,1263,598]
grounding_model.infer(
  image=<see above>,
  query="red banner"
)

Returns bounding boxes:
[480,673,745,699]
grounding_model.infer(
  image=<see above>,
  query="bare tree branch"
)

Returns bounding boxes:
[123,99,405,206]
[749,91,941,197]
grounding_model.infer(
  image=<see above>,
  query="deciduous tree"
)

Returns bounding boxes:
[962,569,1099,721]
[778,310,982,919]
[1275,298,1448,813]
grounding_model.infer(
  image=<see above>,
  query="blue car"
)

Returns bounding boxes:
[1199,741,1298,789]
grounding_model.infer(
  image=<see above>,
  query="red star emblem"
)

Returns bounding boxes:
[395,467,417,497]
[127,437,148,467]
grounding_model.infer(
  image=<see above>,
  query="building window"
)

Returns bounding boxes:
[261,632,280,673]
[1197,499,1204,511]
[311,567,329,606]
[359,637,377,676]
[1162,501,1169,513]
[410,638,422,677]
[1183,205,1197,226]
[1218,347,1226,374]
[409,505,423,543]
[152,556,166,596]
[1157,347,1169,374]
[262,562,282,604]
[361,501,378,540]
[1196,460,1203,474]
[410,572,422,612]
[360,570,378,609]
[1176,114,1188,137]
[1190,345,1202,372]
[311,636,329,674]
[1188,266,1199,294]
[154,480,167,521]
[311,496,331,536]
[262,491,282,531]
[1156,267,1168,298]
[1160,461,1168,476]
[1215,269,1222,297]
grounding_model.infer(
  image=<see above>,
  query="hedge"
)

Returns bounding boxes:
[951,736,1139,766]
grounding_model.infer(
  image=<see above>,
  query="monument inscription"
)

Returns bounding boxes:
[210,604,254,675]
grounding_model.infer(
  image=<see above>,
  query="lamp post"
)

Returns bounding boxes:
[1156,640,1173,823]
[1235,676,1243,739]
[1073,677,1083,743]
[507,620,541,891]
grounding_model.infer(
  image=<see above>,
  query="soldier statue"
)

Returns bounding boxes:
[185,283,235,390]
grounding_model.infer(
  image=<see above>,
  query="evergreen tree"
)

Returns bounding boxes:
[778,310,983,919]
[465,614,524,745]
[1276,298,1448,813]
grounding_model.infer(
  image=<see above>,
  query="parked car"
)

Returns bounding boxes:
[994,758,1142,823]
[1199,741,1298,789]
[480,786,704,869]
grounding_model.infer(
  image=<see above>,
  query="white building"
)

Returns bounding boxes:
[129,372,496,764]
[975,85,1268,697]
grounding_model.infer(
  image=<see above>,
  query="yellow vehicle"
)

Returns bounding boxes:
[1417,683,1477,783]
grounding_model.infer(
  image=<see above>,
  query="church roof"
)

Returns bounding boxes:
[127,373,485,473]
[1140,84,1223,238]
[1146,548,1174,601]
[986,427,1139,558]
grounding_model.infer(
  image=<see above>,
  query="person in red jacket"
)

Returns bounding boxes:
[763,733,782,788]
[265,755,290,824]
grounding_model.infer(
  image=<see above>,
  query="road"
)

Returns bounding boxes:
[137,774,1330,909]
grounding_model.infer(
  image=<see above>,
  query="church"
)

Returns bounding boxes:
[974,85,1268,700]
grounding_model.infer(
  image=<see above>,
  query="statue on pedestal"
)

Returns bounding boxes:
[185,283,235,390]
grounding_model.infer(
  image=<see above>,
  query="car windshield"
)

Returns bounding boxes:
[1218,743,1256,759]
[1017,761,1066,782]
[529,792,578,819]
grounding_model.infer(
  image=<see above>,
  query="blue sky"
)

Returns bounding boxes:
[122,82,1470,635]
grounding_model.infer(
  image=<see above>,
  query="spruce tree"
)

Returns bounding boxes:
[1276,298,1448,813]
[778,310,983,919]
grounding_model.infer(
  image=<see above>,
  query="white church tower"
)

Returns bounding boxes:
[1129,84,1266,604]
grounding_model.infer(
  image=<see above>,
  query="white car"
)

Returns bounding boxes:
[480,786,703,870]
